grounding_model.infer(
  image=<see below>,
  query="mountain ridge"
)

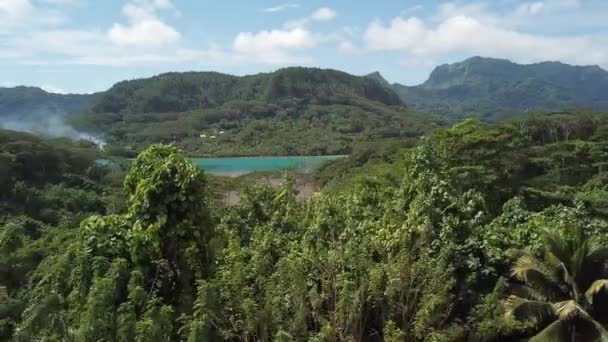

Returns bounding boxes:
[89,67,403,116]
[389,56,608,121]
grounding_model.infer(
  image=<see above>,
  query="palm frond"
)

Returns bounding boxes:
[544,232,573,267]
[511,255,562,299]
[504,295,555,322]
[528,320,568,342]
[585,279,608,304]
[512,255,553,282]
[507,283,547,302]
[571,243,588,280]
[552,300,590,321]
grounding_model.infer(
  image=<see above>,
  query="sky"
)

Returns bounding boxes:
[0,0,607,94]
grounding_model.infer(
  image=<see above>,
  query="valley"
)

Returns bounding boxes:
[2,56,608,342]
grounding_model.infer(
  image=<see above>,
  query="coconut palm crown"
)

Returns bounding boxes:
[504,225,608,341]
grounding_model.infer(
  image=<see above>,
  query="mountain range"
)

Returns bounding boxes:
[372,56,608,121]
[2,57,608,154]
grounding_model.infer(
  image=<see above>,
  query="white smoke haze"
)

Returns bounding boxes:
[0,115,106,149]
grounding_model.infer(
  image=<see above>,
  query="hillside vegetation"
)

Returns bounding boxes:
[73,67,438,156]
[4,112,608,341]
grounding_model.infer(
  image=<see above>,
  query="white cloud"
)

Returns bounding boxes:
[231,7,342,64]
[0,0,64,32]
[234,28,317,52]
[4,27,229,67]
[233,28,317,64]
[311,7,336,21]
[285,7,337,29]
[364,11,608,67]
[107,1,180,48]
[0,0,33,19]
[262,3,299,13]
[435,2,499,26]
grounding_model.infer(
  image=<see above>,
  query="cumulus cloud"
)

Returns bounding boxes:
[0,0,320,67]
[107,1,180,48]
[364,9,608,67]
[233,28,317,64]
[230,7,338,64]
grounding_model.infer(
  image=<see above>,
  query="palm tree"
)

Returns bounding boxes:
[504,225,608,341]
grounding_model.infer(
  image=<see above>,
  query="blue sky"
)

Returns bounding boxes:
[0,0,607,93]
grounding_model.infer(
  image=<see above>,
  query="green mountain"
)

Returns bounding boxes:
[389,56,608,121]
[365,71,391,88]
[0,87,99,137]
[75,67,437,156]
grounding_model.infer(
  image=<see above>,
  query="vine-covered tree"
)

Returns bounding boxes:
[17,144,214,341]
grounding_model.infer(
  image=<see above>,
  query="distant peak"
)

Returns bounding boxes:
[365,71,390,87]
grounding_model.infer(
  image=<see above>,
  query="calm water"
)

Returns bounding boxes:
[192,155,344,175]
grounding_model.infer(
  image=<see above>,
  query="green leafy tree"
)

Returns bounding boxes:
[17,144,214,341]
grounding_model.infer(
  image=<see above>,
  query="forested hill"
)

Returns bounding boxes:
[74,67,435,157]
[0,86,98,122]
[388,57,608,121]
[91,67,403,115]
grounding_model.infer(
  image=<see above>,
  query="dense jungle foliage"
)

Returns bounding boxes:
[3,111,608,341]
[71,67,438,157]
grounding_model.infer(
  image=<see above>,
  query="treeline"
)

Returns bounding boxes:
[4,112,608,340]
[320,111,608,213]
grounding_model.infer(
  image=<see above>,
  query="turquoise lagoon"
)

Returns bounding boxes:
[192,155,344,176]
[97,155,344,176]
